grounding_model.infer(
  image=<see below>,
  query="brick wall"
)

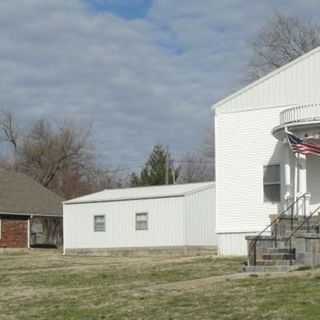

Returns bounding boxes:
[0,216,28,248]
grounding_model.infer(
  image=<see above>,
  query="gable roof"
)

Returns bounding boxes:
[213,46,320,114]
[64,182,215,204]
[0,169,63,216]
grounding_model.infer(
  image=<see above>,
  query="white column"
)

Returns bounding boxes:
[304,193,311,216]
[298,154,307,215]
[284,145,291,209]
[293,154,298,215]
[298,154,307,195]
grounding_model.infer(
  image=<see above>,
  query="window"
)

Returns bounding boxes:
[136,213,148,231]
[94,215,105,232]
[263,164,280,203]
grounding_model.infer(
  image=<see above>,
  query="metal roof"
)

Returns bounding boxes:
[64,182,215,204]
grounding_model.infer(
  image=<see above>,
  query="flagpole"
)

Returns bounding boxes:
[294,153,298,215]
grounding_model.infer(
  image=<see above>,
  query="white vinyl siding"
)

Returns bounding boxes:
[214,48,320,115]
[215,107,286,236]
[184,187,216,246]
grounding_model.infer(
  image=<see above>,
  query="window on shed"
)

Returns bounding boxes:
[94,215,105,232]
[263,164,280,203]
[136,213,148,231]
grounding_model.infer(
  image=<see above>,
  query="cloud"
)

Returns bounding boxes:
[0,0,318,169]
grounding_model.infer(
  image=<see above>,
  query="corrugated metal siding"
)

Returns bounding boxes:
[64,197,186,249]
[214,49,320,114]
[184,187,216,246]
[215,107,288,234]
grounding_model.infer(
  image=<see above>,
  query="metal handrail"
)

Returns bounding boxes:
[284,203,320,265]
[286,204,320,240]
[250,193,308,266]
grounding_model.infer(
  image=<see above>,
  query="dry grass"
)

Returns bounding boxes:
[0,250,320,319]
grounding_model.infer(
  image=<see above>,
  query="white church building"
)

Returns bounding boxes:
[214,47,320,255]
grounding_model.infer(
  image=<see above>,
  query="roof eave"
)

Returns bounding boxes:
[0,211,62,217]
[64,182,215,205]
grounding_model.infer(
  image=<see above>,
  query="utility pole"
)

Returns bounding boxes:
[165,145,169,185]
[171,159,176,184]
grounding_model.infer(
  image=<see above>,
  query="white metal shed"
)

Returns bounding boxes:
[63,182,216,255]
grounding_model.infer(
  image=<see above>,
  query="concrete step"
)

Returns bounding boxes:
[261,253,295,261]
[244,264,303,273]
[257,247,294,254]
[255,259,295,266]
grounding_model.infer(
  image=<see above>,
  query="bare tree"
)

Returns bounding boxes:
[177,154,213,183]
[0,111,19,150]
[248,13,320,81]
[0,111,19,166]
[178,126,215,183]
[18,119,92,188]
[0,112,127,198]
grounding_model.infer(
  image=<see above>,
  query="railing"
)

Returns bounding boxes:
[287,206,320,249]
[250,193,308,266]
[280,104,320,125]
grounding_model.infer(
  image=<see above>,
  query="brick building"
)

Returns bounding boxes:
[0,170,63,249]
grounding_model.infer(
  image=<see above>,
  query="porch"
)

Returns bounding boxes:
[246,104,320,271]
[272,104,320,215]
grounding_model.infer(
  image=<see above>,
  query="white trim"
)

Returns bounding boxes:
[216,231,259,235]
[212,46,320,112]
[66,194,185,205]
[64,183,215,205]
[214,103,294,115]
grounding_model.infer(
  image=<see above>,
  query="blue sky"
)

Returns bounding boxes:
[0,0,319,171]
[86,0,153,19]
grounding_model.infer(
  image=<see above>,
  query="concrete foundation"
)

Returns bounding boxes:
[64,246,217,257]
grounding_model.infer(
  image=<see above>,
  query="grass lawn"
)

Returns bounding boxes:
[0,251,320,320]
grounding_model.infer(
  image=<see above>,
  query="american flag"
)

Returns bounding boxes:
[286,129,320,156]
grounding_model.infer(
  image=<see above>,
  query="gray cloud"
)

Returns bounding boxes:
[0,0,317,169]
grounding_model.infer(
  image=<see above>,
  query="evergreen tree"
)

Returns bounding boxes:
[131,144,179,186]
